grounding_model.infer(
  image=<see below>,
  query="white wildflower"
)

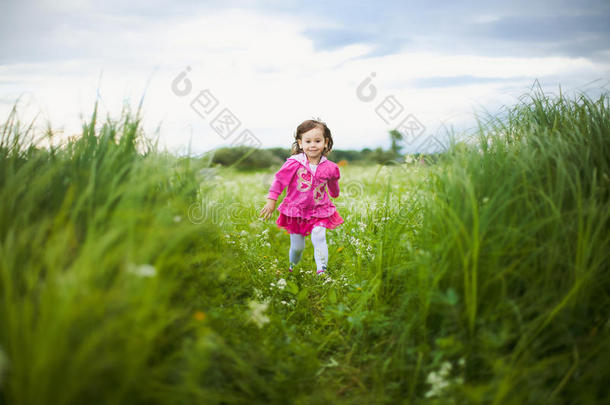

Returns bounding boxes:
[277,278,287,290]
[253,288,264,300]
[127,264,156,277]
[425,370,450,398]
[248,300,270,328]
[173,215,182,223]
[424,361,462,398]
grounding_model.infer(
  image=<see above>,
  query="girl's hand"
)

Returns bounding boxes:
[259,199,276,220]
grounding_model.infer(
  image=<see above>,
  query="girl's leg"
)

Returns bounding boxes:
[289,233,305,270]
[310,226,328,273]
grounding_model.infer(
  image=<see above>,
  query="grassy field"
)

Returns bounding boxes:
[1,89,609,404]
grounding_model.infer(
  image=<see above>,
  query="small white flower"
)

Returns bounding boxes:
[240,230,247,236]
[248,300,270,328]
[173,215,182,223]
[128,264,156,277]
[253,288,264,300]
[424,361,461,398]
[425,370,449,398]
[277,278,287,290]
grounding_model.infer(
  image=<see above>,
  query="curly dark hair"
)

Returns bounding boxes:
[290,119,334,156]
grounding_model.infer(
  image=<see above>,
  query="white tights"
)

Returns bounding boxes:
[289,226,328,271]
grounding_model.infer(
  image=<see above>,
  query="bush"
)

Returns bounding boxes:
[211,146,282,170]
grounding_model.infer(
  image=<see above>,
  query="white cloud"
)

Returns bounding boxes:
[1,7,608,155]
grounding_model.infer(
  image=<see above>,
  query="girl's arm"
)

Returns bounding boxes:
[261,160,298,220]
[267,159,298,200]
[327,164,340,198]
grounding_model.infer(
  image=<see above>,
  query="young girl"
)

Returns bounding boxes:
[259,119,343,275]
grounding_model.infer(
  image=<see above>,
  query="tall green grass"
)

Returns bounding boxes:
[1,88,608,404]
[373,89,610,403]
[0,102,237,404]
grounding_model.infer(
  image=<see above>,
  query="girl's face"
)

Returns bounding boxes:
[298,127,328,160]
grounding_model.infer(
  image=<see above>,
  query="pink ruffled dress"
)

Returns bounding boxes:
[276,210,344,236]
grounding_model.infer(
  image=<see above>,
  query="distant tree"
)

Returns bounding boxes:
[328,149,364,162]
[370,147,397,165]
[211,146,282,170]
[267,147,291,160]
[389,129,403,157]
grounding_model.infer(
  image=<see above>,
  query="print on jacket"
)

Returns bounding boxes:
[296,167,327,204]
[296,167,313,192]
[313,182,326,203]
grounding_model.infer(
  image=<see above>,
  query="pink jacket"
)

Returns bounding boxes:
[267,152,340,219]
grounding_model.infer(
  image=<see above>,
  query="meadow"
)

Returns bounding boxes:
[0,88,609,404]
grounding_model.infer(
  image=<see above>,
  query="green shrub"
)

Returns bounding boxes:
[211,146,282,170]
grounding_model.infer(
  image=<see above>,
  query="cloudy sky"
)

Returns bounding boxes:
[1,0,609,154]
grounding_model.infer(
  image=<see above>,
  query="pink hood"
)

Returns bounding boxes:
[267,152,341,219]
